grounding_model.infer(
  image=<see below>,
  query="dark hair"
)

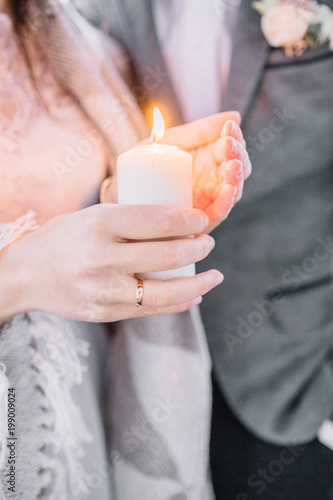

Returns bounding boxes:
[8,0,31,35]
[8,0,47,104]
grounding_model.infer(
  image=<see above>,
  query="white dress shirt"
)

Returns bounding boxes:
[153,0,237,122]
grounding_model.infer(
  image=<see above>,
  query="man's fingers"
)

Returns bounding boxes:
[222,137,252,180]
[205,184,237,232]
[221,119,246,148]
[216,159,244,203]
[223,159,244,202]
[212,137,225,165]
[213,120,247,166]
[161,111,241,150]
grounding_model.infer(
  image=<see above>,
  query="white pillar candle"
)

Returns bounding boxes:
[117,108,195,280]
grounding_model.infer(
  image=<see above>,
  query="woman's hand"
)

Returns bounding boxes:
[0,204,223,323]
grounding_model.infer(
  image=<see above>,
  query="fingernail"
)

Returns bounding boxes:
[202,214,210,228]
[232,111,242,124]
[231,121,239,137]
[231,138,241,156]
[192,296,203,307]
[213,271,224,286]
[231,186,238,207]
[207,236,216,249]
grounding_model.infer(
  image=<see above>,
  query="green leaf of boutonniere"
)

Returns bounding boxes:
[252,0,333,55]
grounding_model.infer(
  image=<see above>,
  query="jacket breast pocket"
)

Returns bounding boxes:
[266,42,333,69]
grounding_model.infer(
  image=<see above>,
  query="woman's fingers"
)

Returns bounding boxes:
[101,297,204,322]
[97,204,209,240]
[100,270,223,307]
[141,270,223,307]
[138,296,203,316]
[115,234,215,273]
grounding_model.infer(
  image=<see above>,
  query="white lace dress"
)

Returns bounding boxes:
[0,12,113,499]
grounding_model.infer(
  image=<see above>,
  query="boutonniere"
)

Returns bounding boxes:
[253,0,333,56]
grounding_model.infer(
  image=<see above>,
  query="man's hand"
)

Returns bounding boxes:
[161,112,251,233]
[104,111,251,234]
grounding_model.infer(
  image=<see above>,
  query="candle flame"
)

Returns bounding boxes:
[151,107,165,143]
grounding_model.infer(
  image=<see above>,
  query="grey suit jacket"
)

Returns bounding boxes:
[75,0,333,445]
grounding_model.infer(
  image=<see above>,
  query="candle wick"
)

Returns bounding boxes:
[151,131,158,144]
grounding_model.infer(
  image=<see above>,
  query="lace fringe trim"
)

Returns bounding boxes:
[0,210,39,252]
[0,315,92,499]
[0,213,91,498]
[31,314,93,498]
[0,212,40,496]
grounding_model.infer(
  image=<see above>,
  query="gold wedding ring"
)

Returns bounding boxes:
[136,278,144,307]
[99,176,112,204]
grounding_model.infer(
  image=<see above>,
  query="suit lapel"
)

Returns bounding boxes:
[120,0,183,126]
[223,0,269,120]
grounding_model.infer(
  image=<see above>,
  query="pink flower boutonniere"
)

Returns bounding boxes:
[253,0,333,56]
